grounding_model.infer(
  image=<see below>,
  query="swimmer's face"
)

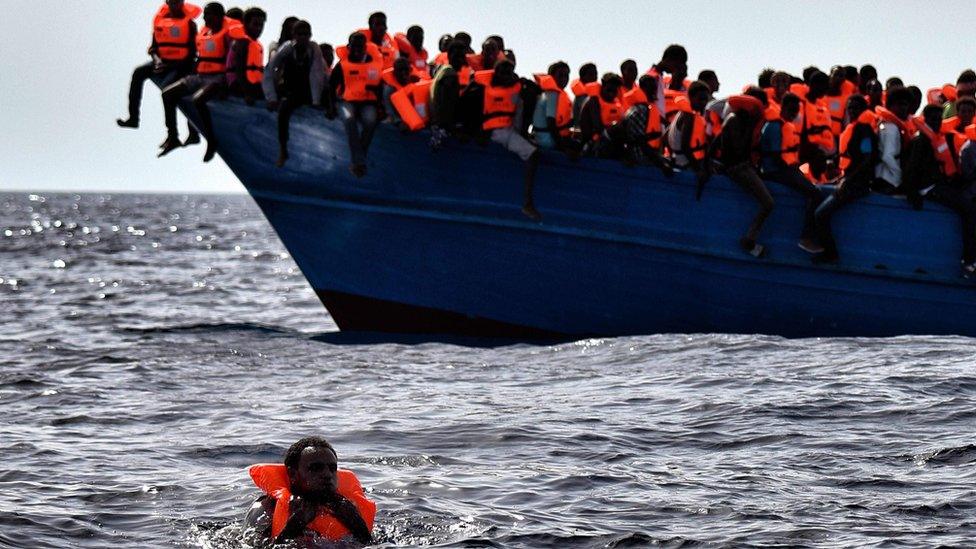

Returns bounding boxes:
[290,447,338,498]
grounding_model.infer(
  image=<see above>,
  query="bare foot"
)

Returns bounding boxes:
[203,142,218,163]
[116,118,139,129]
[157,136,182,158]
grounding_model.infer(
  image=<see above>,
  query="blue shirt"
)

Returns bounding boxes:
[759,120,784,174]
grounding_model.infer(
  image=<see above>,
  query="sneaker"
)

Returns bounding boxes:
[798,239,825,254]
[116,117,139,129]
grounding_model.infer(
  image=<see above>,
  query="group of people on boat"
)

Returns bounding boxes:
[120,1,976,272]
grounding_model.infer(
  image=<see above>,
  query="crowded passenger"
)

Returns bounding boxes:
[159,2,238,159]
[131,7,976,274]
[263,20,326,168]
[118,0,201,144]
[330,32,383,177]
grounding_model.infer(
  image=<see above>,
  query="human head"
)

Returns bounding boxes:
[548,61,571,90]
[771,71,791,102]
[579,63,598,84]
[956,70,976,98]
[225,7,243,21]
[320,43,334,67]
[843,65,859,86]
[781,92,801,121]
[907,86,922,115]
[393,57,412,85]
[446,40,468,70]
[859,64,878,93]
[638,74,658,102]
[368,12,387,38]
[758,68,774,89]
[480,38,500,64]
[202,2,225,29]
[491,59,517,87]
[243,7,266,40]
[687,80,710,113]
[284,437,338,499]
[698,70,720,95]
[886,86,913,120]
[957,97,976,126]
[599,73,622,102]
[165,0,185,16]
[291,20,312,48]
[620,59,638,88]
[828,66,845,93]
[502,49,516,67]
[807,71,829,101]
[865,79,883,107]
[802,66,822,84]
[923,104,944,132]
[658,44,688,74]
[488,35,505,50]
[437,34,452,53]
[454,32,473,52]
[277,16,298,45]
[884,77,904,91]
[743,85,768,107]
[348,32,367,62]
[846,94,868,122]
[406,25,424,51]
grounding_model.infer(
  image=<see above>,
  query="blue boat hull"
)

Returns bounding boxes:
[175,94,976,337]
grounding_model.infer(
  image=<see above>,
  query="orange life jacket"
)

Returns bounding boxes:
[622,87,648,112]
[230,35,264,84]
[790,82,809,101]
[663,88,688,122]
[802,99,834,150]
[570,79,600,99]
[940,116,971,158]
[393,33,429,78]
[153,3,202,62]
[534,74,573,136]
[456,65,473,87]
[668,100,707,162]
[381,67,406,91]
[358,29,398,68]
[645,103,664,149]
[390,80,432,131]
[432,51,448,67]
[915,116,959,178]
[875,106,912,149]
[780,119,801,166]
[481,73,522,131]
[196,18,239,74]
[823,94,847,136]
[249,464,376,543]
[838,110,878,170]
[336,43,384,101]
[598,96,623,128]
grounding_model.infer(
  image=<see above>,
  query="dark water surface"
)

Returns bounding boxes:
[2,192,975,548]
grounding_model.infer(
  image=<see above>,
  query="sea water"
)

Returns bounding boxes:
[1,192,974,548]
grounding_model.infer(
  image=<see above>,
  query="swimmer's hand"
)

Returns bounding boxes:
[274,495,320,542]
[324,496,373,545]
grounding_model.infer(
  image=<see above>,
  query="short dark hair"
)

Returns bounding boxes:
[860,64,878,80]
[601,72,623,88]
[758,68,774,88]
[454,32,472,47]
[407,25,423,36]
[368,11,386,25]
[687,80,710,98]
[579,62,597,78]
[743,85,768,106]
[846,94,868,111]
[802,66,822,83]
[243,7,265,24]
[781,92,801,111]
[620,59,637,72]
[843,65,858,82]
[662,44,687,64]
[548,61,569,75]
[292,20,311,35]
[923,104,944,118]
[203,2,224,16]
[226,6,243,20]
[958,70,976,85]
[957,96,976,111]
[698,70,717,82]
[885,77,904,89]
[487,34,505,49]
[886,86,912,107]
[284,437,337,470]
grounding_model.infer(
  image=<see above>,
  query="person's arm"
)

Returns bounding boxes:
[232,39,248,86]
[760,120,787,171]
[543,91,560,143]
[309,41,325,107]
[188,21,198,61]
[578,97,600,141]
[878,125,901,182]
[262,42,290,107]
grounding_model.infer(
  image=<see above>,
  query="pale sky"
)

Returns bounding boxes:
[2,1,975,193]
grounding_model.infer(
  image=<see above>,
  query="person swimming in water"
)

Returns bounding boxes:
[244,437,375,546]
